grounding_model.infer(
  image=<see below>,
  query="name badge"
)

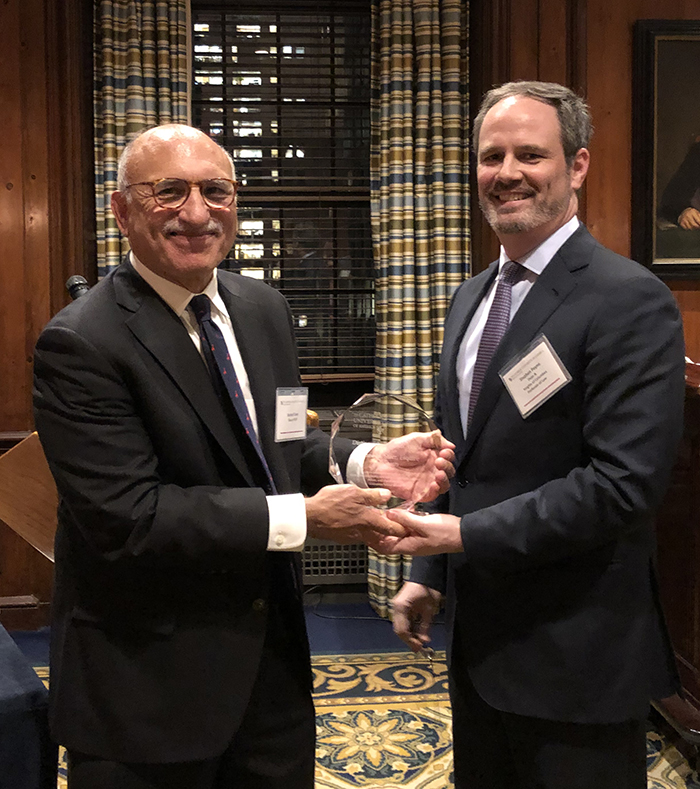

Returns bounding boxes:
[500,335,571,418]
[275,387,308,442]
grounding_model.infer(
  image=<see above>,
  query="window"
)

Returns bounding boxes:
[191,1,373,381]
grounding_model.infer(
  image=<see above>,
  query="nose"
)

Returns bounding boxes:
[177,185,212,224]
[495,153,522,184]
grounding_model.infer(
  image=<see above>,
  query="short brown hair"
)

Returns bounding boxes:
[473,81,593,165]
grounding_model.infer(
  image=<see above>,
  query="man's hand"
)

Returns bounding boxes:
[679,207,700,229]
[364,430,455,504]
[391,581,442,652]
[305,484,405,544]
[373,510,463,556]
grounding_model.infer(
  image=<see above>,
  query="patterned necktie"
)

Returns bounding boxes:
[467,260,525,429]
[189,294,277,493]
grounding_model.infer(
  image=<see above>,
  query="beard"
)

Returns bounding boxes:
[479,190,571,236]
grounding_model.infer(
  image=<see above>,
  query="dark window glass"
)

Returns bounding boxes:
[191,1,373,380]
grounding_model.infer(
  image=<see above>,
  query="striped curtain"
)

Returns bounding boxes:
[93,0,190,277]
[368,0,470,618]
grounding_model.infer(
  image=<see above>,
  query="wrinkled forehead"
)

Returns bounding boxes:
[126,131,233,182]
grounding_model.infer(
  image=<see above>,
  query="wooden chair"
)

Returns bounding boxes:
[0,432,57,563]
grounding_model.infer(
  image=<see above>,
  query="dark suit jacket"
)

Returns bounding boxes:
[412,225,686,724]
[33,261,341,763]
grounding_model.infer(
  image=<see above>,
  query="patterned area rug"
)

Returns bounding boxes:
[313,651,451,788]
[37,653,700,787]
[313,652,700,789]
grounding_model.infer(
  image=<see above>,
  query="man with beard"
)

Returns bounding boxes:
[382,82,686,788]
[32,124,455,789]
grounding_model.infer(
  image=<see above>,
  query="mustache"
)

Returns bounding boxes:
[162,217,224,236]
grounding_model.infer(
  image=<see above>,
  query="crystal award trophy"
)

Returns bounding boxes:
[328,393,438,510]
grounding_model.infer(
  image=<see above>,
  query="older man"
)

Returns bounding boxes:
[33,124,453,789]
[385,82,685,788]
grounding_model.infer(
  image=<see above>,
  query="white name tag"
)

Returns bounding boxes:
[500,335,571,418]
[275,387,308,442]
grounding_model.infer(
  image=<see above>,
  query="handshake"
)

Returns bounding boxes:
[304,429,458,555]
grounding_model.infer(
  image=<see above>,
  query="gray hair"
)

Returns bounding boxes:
[473,81,593,165]
[116,124,236,192]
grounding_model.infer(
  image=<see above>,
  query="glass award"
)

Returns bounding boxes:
[328,393,438,510]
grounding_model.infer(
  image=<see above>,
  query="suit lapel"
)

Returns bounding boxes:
[113,264,259,487]
[462,227,593,462]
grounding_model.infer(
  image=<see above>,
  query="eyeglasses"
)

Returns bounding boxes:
[124,178,240,209]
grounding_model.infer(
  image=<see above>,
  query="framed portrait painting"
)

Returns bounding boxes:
[633,20,700,277]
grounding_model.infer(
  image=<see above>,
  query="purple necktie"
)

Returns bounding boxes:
[190,294,277,493]
[467,261,525,429]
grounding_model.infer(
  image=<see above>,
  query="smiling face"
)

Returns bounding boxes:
[111,127,237,293]
[476,95,589,259]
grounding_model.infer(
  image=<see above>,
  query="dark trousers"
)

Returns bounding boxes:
[66,605,315,789]
[449,657,647,789]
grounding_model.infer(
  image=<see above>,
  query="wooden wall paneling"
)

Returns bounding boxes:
[45,0,97,316]
[0,1,33,432]
[580,2,634,257]
[509,0,540,81]
[585,0,700,358]
[0,522,53,630]
[468,0,510,272]
[537,0,569,85]
[672,285,700,363]
[21,0,51,429]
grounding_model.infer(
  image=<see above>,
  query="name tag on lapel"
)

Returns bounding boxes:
[275,387,308,442]
[500,335,571,418]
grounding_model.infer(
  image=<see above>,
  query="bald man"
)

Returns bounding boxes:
[33,125,453,789]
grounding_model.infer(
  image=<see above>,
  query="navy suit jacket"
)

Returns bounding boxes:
[412,225,685,724]
[33,261,341,762]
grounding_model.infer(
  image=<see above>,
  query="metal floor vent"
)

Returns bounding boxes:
[302,538,368,585]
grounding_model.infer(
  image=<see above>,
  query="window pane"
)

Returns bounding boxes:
[191,2,373,379]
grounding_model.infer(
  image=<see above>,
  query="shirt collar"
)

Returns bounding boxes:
[130,253,226,318]
[498,216,580,276]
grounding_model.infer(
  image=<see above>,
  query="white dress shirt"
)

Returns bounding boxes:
[130,255,306,551]
[456,217,580,434]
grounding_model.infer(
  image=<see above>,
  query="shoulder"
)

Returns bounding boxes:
[40,268,122,338]
[564,227,671,294]
[218,268,289,310]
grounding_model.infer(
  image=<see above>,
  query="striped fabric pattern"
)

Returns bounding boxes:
[93,0,190,277]
[368,0,470,618]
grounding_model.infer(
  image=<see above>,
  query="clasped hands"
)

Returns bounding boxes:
[305,430,456,546]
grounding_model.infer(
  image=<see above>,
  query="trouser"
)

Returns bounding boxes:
[67,604,316,789]
[449,642,647,789]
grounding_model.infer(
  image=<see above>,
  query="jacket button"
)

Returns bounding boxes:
[252,598,267,612]
[457,478,467,488]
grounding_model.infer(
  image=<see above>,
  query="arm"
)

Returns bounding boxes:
[378,273,686,572]
[34,323,399,569]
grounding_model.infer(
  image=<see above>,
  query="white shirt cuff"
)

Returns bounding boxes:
[345,443,376,488]
[266,493,307,551]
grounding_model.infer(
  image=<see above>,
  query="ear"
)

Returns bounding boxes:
[569,148,590,191]
[110,191,130,236]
